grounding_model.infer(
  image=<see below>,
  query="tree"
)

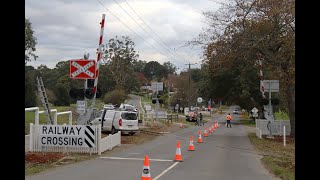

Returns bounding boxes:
[189,0,295,135]
[25,18,38,63]
[163,61,177,75]
[143,61,168,81]
[25,66,37,107]
[132,60,147,73]
[103,36,139,90]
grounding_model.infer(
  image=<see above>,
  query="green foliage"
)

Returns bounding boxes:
[143,61,168,81]
[25,18,38,63]
[103,89,128,105]
[103,36,139,89]
[25,68,37,107]
[274,110,289,120]
[53,83,71,106]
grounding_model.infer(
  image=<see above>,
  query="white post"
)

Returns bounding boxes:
[69,112,72,125]
[283,126,286,146]
[259,129,262,139]
[98,124,101,155]
[29,123,33,152]
[53,110,58,125]
[35,109,39,125]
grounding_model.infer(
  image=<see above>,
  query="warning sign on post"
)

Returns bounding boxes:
[38,125,96,148]
[70,59,96,79]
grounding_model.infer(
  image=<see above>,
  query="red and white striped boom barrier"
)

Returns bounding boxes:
[90,14,105,108]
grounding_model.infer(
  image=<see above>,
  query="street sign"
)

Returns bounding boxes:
[145,105,152,111]
[260,80,279,92]
[197,97,203,103]
[77,100,86,115]
[151,82,163,91]
[38,125,96,148]
[70,59,96,79]
[253,113,258,118]
[251,107,259,114]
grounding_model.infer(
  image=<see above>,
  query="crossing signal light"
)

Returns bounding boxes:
[85,88,95,99]
[69,88,84,100]
[152,98,157,104]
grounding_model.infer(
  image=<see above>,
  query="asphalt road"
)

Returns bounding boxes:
[126,94,144,113]
[26,106,279,180]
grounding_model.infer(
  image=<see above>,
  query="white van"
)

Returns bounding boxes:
[90,109,139,135]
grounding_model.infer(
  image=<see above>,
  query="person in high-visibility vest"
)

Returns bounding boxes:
[226,113,232,128]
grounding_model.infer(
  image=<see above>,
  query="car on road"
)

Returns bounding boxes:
[119,103,138,112]
[186,111,198,122]
[233,109,239,114]
[103,104,115,110]
[90,109,139,135]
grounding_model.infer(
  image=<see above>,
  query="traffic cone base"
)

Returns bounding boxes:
[174,141,183,162]
[198,134,203,143]
[204,128,208,137]
[141,155,152,180]
[188,137,195,151]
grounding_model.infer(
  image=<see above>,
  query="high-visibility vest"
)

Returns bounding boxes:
[226,115,232,120]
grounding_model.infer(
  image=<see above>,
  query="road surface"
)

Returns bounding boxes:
[26,106,279,180]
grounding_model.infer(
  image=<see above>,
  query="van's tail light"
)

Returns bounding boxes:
[119,119,122,126]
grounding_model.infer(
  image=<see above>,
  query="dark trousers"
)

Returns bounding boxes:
[227,120,231,127]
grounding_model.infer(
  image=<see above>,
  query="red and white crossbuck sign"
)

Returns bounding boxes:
[70,59,96,79]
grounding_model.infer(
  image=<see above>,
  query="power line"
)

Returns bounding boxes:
[112,0,188,64]
[123,0,190,62]
[96,0,182,65]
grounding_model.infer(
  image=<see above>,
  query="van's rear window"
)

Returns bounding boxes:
[121,113,137,120]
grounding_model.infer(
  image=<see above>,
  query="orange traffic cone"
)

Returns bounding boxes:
[204,128,208,137]
[197,131,203,143]
[141,155,152,180]
[188,136,195,151]
[174,141,183,162]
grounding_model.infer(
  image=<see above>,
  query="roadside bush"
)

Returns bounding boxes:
[104,89,128,105]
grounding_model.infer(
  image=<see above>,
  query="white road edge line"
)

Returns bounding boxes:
[99,157,172,162]
[153,162,179,180]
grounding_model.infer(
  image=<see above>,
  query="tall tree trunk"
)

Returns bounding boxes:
[287,84,295,136]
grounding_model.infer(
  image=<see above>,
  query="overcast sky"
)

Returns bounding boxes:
[25,0,221,72]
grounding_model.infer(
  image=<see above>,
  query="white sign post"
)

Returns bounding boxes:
[77,100,86,115]
[251,107,259,118]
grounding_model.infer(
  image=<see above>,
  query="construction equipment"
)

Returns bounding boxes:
[36,76,54,125]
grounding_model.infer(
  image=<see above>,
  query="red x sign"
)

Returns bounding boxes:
[70,59,96,79]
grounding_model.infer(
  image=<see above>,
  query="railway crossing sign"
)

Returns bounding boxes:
[70,59,96,79]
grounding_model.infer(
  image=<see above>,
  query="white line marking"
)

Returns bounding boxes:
[99,157,172,162]
[153,162,179,180]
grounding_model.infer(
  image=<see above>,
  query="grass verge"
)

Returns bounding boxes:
[240,119,256,127]
[248,133,295,180]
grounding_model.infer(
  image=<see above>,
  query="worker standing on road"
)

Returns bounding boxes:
[226,113,232,128]
[199,112,204,126]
